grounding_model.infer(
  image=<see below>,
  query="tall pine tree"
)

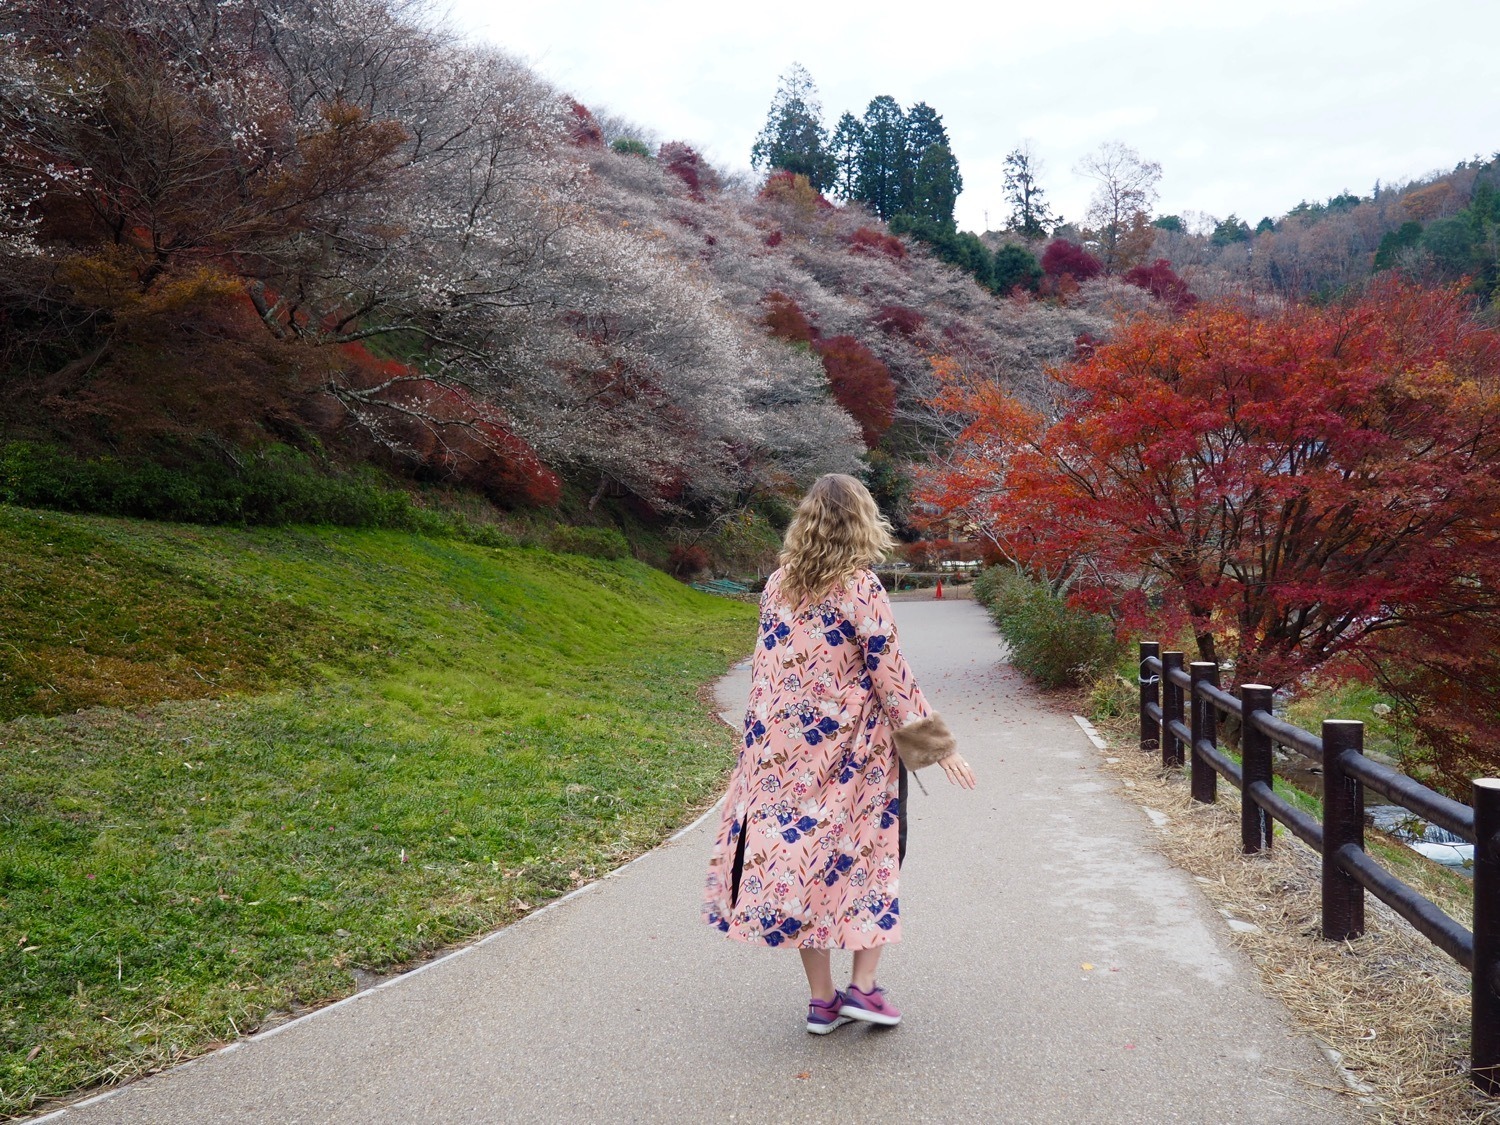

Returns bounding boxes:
[912,143,962,226]
[829,112,864,201]
[904,103,949,153]
[750,64,836,191]
[854,96,908,220]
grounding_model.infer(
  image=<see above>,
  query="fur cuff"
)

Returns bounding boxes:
[893,712,957,770]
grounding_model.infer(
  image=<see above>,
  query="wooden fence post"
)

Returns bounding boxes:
[1161,651,1185,768]
[1321,719,1365,942]
[1139,641,1159,756]
[1472,778,1500,1093]
[1189,662,1218,804]
[1240,684,1275,854]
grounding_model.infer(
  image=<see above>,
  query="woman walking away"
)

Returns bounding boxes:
[702,473,976,1033]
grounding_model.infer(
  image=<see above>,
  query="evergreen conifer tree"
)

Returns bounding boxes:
[750,64,835,191]
[830,112,864,201]
[912,143,962,227]
[854,96,908,219]
[904,103,949,153]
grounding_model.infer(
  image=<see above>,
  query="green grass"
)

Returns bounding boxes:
[0,505,756,1116]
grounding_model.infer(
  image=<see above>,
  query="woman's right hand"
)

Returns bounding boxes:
[938,751,977,790]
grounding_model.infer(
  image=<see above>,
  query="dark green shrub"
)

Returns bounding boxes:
[458,521,518,549]
[611,138,651,157]
[973,567,1119,688]
[546,525,631,560]
[0,441,424,529]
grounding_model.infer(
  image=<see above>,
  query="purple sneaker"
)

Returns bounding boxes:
[840,983,901,1026]
[807,990,851,1035]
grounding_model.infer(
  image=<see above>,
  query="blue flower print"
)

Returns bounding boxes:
[780,815,818,843]
[779,917,803,937]
[867,634,888,655]
[804,727,823,746]
[876,912,898,930]
[764,930,784,946]
[880,797,900,829]
[824,620,857,647]
[744,718,766,747]
[823,854,854,886]
[816,716,840,736]
[859,672,873,691]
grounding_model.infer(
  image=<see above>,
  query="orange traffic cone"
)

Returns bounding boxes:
[934,579,944,599]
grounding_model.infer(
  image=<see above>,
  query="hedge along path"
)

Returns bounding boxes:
[39,598,1353,1123]
[0,506,755,1117]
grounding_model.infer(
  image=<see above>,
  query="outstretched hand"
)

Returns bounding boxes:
[938,751,977,790]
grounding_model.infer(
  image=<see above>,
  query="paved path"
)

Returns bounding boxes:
[46,601,1353,1123]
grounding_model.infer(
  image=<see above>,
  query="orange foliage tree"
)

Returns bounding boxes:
[920,280,1500,689]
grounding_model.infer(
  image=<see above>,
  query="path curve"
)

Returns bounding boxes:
[42,600,1353,1123]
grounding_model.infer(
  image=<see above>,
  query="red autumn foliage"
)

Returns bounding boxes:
[669,543,711,577]
[920,280,1500,690]
[1040,239,1103,282]
[1073,332,1102,360]
[764,230,784,248]
[1370,616,1500,793]
[762,291,816,345]
[872,305,925,338]
[1123,258,1197,313]
[899,538,979,569]
[813,335,895,446]
[848,227,906,260]
[566,100,605,148]
[336,342,560,507]
[657,142,719,199]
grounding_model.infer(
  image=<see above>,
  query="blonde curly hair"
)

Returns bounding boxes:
[778,474,896,606]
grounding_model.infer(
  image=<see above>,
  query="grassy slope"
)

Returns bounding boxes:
[0,506,755,1116]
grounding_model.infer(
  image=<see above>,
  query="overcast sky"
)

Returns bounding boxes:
[446,0,1499,234]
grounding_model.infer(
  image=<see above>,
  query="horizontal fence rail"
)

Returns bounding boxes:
[1137,641,1500,1094]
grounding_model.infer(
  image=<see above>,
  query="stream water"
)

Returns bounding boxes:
[1366,804,1474,875]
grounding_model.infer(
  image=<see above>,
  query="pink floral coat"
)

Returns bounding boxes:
[702,567,931,950]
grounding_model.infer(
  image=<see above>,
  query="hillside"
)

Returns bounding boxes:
[0,504,754,1115]
[1148,154,1500,305]
[0,0,1158,546]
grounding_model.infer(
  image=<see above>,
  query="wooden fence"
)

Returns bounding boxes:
[1138,641,1500,1093]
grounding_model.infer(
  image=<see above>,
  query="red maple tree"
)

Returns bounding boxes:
[814,336,895,447]
[1122,258,1197,313]
[1040,240,1102,282]
[921,279,1500,688]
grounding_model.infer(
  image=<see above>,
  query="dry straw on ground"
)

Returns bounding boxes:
[1087,707,1499,1124]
